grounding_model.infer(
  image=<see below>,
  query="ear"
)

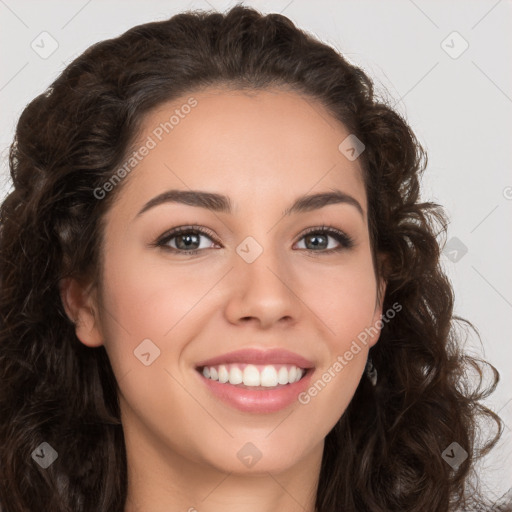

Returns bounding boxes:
[59,277,104,347]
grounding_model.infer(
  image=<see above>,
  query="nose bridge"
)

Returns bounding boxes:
[236,232,288,293]
[225,231,301,326]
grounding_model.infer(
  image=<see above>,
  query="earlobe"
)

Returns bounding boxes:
[59,277,104,347]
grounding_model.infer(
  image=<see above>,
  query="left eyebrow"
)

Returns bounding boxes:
[283,190,364,218]
[135,188,364,219]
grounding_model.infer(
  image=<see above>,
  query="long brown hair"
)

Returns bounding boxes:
[0,4,507,511]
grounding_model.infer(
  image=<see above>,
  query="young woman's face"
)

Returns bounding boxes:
[78,87,385,477]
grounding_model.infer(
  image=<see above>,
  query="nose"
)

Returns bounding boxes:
[223,240,303,330]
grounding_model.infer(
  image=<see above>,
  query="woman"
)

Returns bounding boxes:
[0,5,508,511]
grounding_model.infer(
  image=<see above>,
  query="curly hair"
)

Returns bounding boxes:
[0,4,508,511]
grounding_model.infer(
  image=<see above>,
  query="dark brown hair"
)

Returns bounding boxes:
[0,4,508,511]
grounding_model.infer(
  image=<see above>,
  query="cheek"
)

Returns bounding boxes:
[297,255,378,348]
[95,247,212,387]
[293,255,377,412]
[99,248,212,339]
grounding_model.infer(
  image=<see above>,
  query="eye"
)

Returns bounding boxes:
[295,225,355,254]
[152,224,355,256]
[154,225,219,255]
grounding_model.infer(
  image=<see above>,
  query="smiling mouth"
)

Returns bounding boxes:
[197,363,310,389]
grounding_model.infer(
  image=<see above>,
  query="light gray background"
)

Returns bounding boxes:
[1,0,511,501]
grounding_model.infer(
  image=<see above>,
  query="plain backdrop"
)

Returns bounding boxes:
[1,0,511,502]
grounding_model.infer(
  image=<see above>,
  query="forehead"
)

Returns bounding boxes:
[117,87,367,217]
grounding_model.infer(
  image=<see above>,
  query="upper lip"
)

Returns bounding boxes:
[195,348,315,369]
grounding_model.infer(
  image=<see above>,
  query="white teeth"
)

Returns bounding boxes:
[218,365,229,383]
[229,365,243,384]
[260,365,278,387]
[201,363,306,387]
[243,365,260,386]
[277,366,288,385]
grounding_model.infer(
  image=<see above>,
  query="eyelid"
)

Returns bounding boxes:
[299,224,351,240]
[153,224,221,248]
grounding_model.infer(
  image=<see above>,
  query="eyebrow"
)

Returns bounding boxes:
[136,188,364,219]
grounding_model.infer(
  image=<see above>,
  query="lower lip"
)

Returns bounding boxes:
[196,369,314,413]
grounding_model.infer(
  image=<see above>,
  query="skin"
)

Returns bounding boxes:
[61,87,386,512]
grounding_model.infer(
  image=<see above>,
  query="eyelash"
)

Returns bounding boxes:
[153,224,355,256]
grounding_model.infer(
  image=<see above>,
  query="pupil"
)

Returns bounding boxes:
[308,234,326,249]
[178,234,198,249]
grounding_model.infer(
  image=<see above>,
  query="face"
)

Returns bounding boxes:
[63,87,386,479]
